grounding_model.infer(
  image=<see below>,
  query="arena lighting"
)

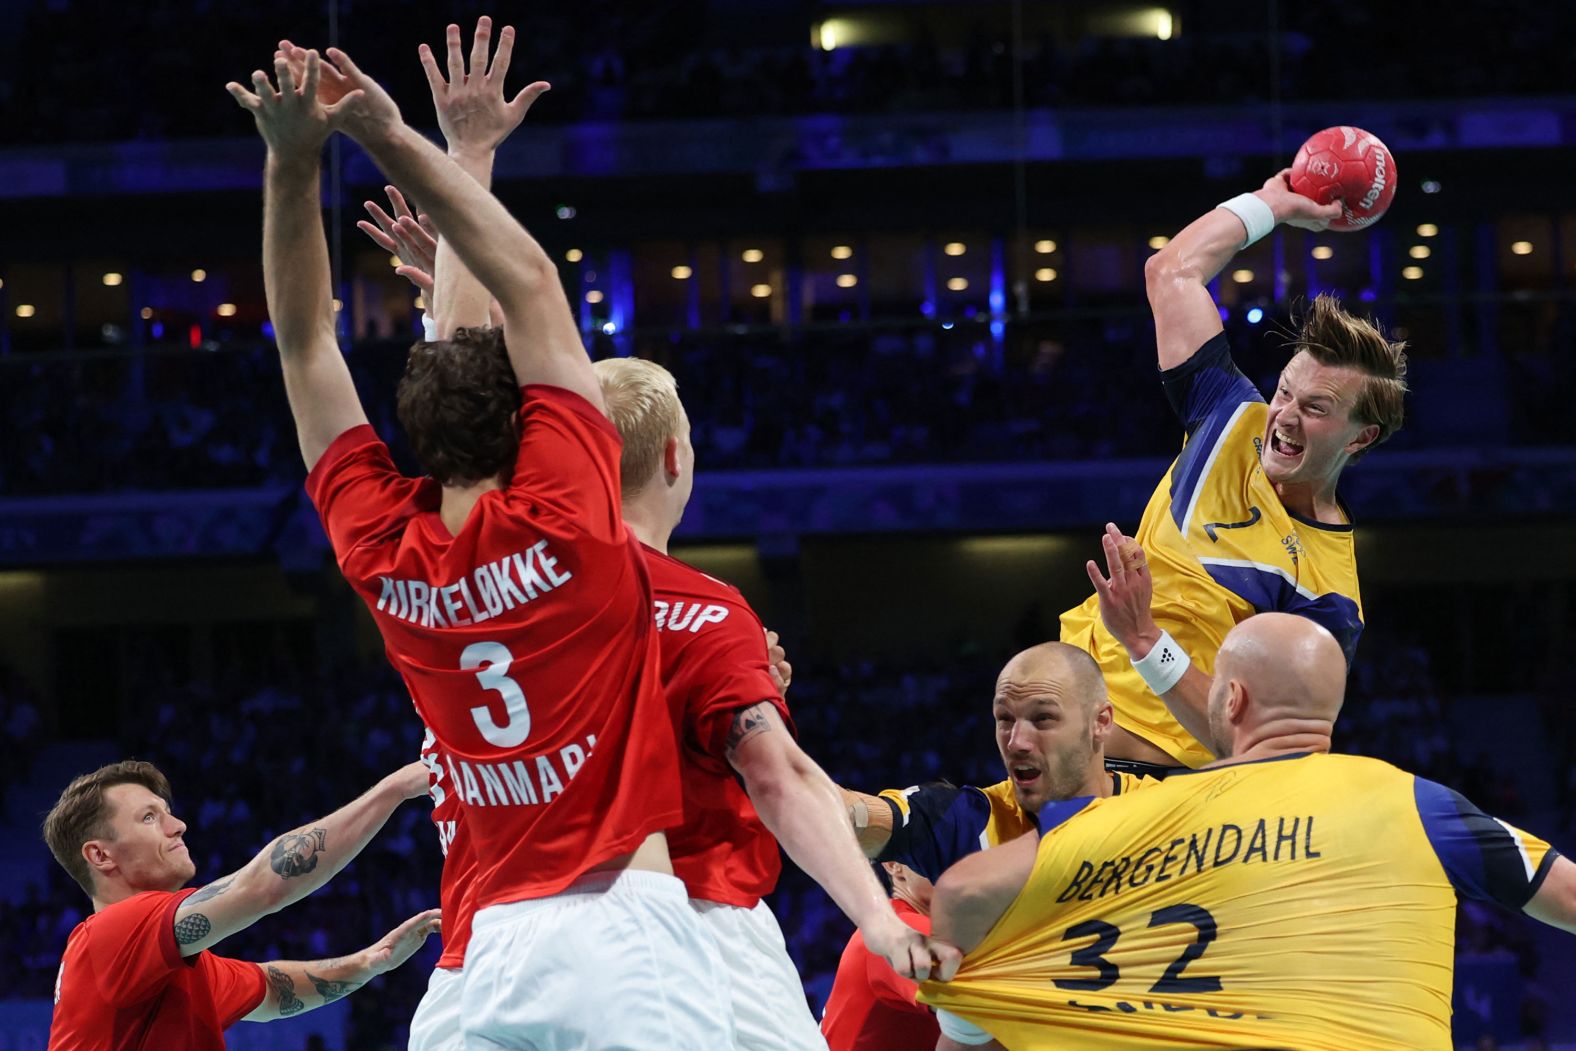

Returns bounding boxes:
[140,307,153,319]
[750,284,771,298]
[216,303,237,317]
[1408,245,1431,260]
[15,304,35,318]
[941,321,955,329]
[1231,269,1254,283]
[817,19,841,51]
[1246,307,1264,324]
[555,205,576,220]
[943,242,966,256]
[1421,180,1441,194]
[601,322,617,335]
[671,266,693,280]
[1147,236,1169,249]
[1511,241,1534,255]
[1154,9,1174,40]
[946,277,969,292]
[389,255,402,267]
[585,290,604,304]
[741,248,764,263]
[332,299,343,312]
[1402,267,1423,280]
[1034,268,1057,282]
[190,268,207,282]
[836,274,858,288]
[101,272,123,287]
[1416,223,1438,237]
[414,296,426,310]
[1034,239,1056,254]
[565,248,583,263]
[1311,246,1334,260]
[830,245,853,260]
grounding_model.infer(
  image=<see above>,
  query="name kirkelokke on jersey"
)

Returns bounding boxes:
[375,539,573,628]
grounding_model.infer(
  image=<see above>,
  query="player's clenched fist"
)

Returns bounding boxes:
[864,912,961,982]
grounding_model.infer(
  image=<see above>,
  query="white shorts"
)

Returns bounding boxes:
[460,869,734,1051]
[691,898,827,1051]
[409,965,463,1051]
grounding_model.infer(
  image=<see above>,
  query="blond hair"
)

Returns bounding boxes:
[1289,294,1409,459]
[593,358,685,496]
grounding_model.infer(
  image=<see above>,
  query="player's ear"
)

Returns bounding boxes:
[1091,700,1114,737]
[82,839,114,876]
[1344,422,1380,456]
[1227,679,1249,724]
[663,434,682,481]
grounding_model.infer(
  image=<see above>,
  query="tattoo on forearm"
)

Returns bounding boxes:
[266,965,305,1016]
[186,877,234,904]
[174,912,212,945]
[724,702,774,756]
[306,970,361,1003]
[270,828,328,878]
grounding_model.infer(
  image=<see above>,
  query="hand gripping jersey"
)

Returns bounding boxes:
[820,899,940,1051]
[1061,334,1364,767]
[49,890,264,1051]
[875,774,1145,882]
[919,753,1562,1051]
[307,387,680,907]
[643,546,793,906]
[420,724,477,969]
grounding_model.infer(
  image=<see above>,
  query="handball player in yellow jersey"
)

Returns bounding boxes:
[1061,171,1408,772]
[920,612,1576,1051]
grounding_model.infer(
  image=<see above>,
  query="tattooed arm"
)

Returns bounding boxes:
[244,909,441,1021]
[725,703,958,981]
[171,762,430,957]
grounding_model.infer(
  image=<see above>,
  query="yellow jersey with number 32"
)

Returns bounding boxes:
[1060,334,1365,767]
[919,753,1561,1051]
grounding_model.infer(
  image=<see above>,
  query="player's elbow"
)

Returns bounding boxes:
[931,870,988,946]
[1143,249,1197,300]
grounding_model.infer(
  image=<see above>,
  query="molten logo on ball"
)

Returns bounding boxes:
[1289,125,1397,232]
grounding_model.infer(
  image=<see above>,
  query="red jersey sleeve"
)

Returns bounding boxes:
[864,947,922,1008]
[80,889,196,1005]
[199,955,267,1026]
[511,386,624,545]
[670,601,793,759]
[304,425,428,556]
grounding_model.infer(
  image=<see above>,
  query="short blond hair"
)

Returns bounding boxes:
[1290,294,1408,459]
[593,358,685,496]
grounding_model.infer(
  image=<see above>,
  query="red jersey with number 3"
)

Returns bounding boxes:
[307,386,681,907]
[643,546,793,907]
[420,723,477,968]
[49,889,265,1051]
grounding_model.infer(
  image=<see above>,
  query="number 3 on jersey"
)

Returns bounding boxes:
[462,641,532,747]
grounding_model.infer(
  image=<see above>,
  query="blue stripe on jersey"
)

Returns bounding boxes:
[1036,796,1094,838]
[1413,777,1559,909]
[1198,558,1364,663]
[1160,334,1264,532]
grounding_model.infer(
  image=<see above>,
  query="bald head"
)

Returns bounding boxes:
[997,642,1107,717]
[1207,613,1346,758]
[994,642,1112,811]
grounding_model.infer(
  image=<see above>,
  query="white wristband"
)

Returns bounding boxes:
[1132,629,1192,696]
[1216,192,1276,247]
[936,1008,996,1046]
[420,312,439,342]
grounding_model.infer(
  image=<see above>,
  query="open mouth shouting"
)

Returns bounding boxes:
[1269,428,1305,462]
[1011,764,1042,790]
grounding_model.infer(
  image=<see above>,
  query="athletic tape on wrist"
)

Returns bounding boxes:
[1216,192,1276,247]
[1132,629,1192,696]
[420,312,438,342]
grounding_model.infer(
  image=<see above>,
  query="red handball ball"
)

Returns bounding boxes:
[1289,126,1397,232]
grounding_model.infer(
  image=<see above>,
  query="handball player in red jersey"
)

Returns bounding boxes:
[43,759,438,1050]
[228,40,731,1047]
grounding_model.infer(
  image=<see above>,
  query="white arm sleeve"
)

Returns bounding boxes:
[936,1007,996,1046]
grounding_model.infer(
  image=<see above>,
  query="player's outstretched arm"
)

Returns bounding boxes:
[1086,523,1216,751]
[1146,170,1341,371]
[840,787,897,857]
[420,16,549,337]
[227,49,369,470]
[318,45,601,409]
[244,908,441,1020]
[1525,855,1576,935]
[930,831,1038,954]
[725,703,958,981]
[170,762,430,958]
